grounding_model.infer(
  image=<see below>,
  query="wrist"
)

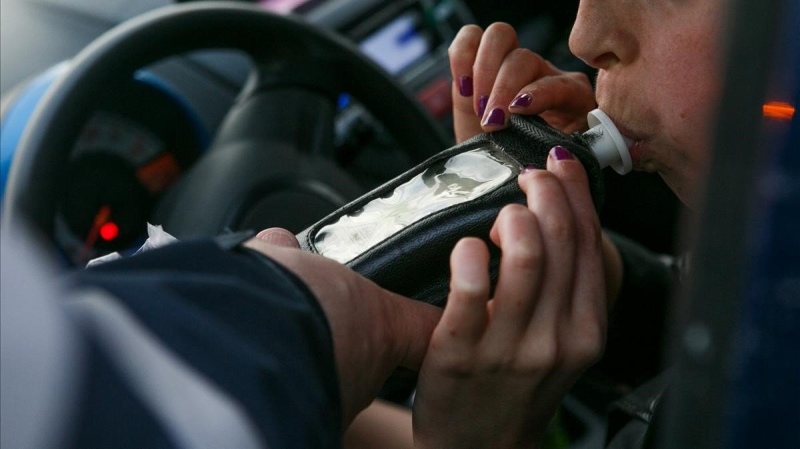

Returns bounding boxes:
[383,292,442,372]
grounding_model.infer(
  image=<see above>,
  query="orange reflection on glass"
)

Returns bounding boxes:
[763,101,795,120]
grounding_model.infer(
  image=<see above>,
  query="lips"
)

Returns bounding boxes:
[600,114,641,142]
[597,111,650,168]
[626,140,649,167]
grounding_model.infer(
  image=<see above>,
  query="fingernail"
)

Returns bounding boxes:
[551,145,574,161]
[458,76,473,97]
[510,93,532,109]
[258,229,295,247]
[482,108,506,126]
[520,165,537,174]
[478,95,489,118]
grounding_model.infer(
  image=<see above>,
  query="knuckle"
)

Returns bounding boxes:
[437,356,476,378]
[448,45,474,66]
[568,334,606,368]
[459,24,484,36]
[449,280,488,302]
[448,26,482,61]
[519,168,555,188]
[523,337,560,371]
[528,168,557,182]
[566,71,592,87]
[504,242,543,272]
[506,47,537,64]
[565,322,607,368]
[434,350,507,378]
[528,50,546,66]
[480,352,514,374]
[555,76,572,88]
[518,169,557,197]
[472,60,496,78]
[498,203,529,221]
[485,22,517,39]
[428,335,471,363]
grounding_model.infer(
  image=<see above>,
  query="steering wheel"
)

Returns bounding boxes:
[2,1,608,405]
[1,2,451,250]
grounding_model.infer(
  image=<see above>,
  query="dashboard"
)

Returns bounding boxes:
[1,0,473,265]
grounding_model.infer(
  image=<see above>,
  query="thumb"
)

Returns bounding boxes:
[255,228,301,249]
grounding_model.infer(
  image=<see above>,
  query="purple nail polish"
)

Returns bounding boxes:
[551,145,574,161]
[478,95,489,118]
[458,76,473,97]
[510,93,532,108]
[483,108,506,126]
[520,165,537,174]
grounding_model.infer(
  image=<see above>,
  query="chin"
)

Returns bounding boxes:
[661,173,699,209]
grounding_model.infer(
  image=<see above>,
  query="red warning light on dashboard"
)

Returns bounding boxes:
[100,222,119,242]
[418,77,453,119]
[763,101,795,120]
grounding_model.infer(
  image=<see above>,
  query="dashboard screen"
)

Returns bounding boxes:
[358,10,432,75]
[258,1,435,75]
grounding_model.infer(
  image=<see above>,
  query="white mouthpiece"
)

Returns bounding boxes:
[583,109,633,175]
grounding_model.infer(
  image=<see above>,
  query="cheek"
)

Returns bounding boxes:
[658,72,718,164]
[652,32,723,160]
[658,70,720,207]
[644,25,724,207]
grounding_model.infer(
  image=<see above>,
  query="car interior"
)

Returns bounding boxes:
[1,0,797,447]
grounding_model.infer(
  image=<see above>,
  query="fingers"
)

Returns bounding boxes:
[449,25,484,142]
[450,23,525,140]
[478,48,551,130]
[484,205,544,340]
[457,146,599,352]
[515,70,594,115]
[438,237,491,345]
[543,147,598,239]
[449,23,593,141]
[509,71,596,133]
[514,165,578,332]
[471,147,602,372]
[544,147,607,361]
[472,23,520,126]
[415,147,608,447]
[254,227,300,248]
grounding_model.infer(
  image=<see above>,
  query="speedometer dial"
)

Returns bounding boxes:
[54,77,206,265]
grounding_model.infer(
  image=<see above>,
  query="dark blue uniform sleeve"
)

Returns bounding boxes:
[596,231,678,387]
[66,238,343,449]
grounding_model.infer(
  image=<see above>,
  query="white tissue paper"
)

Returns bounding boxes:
[85,224,178,268]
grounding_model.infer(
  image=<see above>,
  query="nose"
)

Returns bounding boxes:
[569,1,638,70]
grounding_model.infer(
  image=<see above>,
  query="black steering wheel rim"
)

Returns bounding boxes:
[2,1,450,247]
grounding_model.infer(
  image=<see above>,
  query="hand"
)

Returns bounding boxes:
[244,228,442,428]
[449,23,596,142]
[412,147,611,448]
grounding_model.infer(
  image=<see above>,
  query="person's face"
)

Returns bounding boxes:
[569,0,726,208]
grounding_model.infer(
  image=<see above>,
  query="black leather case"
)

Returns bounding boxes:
[297,115,604,307]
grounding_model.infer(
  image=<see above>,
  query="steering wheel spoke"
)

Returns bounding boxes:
[211,86,338,159]
[3,2,449,251]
